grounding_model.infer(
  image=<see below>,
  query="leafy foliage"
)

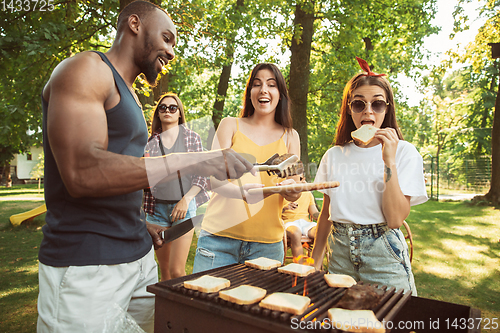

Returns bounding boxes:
[1,0,497,194]
[0,0,119,166]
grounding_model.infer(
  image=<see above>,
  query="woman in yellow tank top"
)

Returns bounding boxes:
[193,63,301,273]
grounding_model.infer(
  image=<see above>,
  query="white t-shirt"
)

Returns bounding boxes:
[314,141,428,225]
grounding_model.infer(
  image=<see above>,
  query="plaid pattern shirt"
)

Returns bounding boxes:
[143,125,210,215]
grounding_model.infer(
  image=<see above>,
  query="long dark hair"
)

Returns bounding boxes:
[335,74,403,146]
[239,63,293,129]
[151,92,186,134]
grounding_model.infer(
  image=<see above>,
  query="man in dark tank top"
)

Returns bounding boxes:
[37,1,253,332]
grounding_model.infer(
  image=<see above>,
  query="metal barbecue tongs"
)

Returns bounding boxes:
[252,153,301,178]
[161,154,301,244]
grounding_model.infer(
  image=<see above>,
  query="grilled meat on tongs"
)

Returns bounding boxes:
[254,153,303,178]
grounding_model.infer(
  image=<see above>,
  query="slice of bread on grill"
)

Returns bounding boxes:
[328,308,386,333]
[351,124,377,145]
[259,292,311,315]
[219,285,267,305]
[245,257,282,270]
[183,275,230,293]
[324,273,357,288]
[277,263,315,277]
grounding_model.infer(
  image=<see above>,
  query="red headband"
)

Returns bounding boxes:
[356,57,386,77]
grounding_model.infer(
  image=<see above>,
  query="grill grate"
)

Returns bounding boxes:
[163,263,411,329]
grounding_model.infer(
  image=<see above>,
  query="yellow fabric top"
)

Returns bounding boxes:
[201,119,288,243]
[282,191,316,223]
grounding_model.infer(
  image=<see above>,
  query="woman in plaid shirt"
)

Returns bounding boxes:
[143,93,209,281]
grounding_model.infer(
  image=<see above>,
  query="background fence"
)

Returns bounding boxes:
[423,155,491,199]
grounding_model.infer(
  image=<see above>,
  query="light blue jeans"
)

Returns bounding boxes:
[192,230,284,273]
[146,200,197,228]
[327,222,417,296]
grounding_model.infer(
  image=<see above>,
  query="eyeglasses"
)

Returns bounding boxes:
[158,104,179,114]
[349,100,388,114]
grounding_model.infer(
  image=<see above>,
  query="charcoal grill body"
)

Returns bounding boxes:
[148,264,481,333]
[392,296,482,333]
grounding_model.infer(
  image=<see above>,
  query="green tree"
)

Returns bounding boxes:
[0,0,119,184]
[441,0,500,204]
[265,0,438,176]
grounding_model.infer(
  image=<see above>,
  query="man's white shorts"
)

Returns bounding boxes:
[37,247,158,333]
[284,219,316,236]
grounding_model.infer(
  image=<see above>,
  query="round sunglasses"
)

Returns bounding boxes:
[349,100,389,114]
[158,104,179,114]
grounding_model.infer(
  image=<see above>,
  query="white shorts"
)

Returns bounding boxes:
[284,219,316,237]
[37,247,158,333]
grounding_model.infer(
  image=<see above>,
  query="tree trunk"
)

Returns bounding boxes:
[137,80,155,109]
[153,73,170,101]
[3,162,12,187]
[485,66,500,205]
[289,2,314,179]
[212,61,233,130]
[207,60,233,149]
[210,0,242,141]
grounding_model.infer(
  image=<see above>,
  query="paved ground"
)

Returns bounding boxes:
[1,193,482,201]
[436,193,480,201]
[315,193,480,201]
[0,196,44,201]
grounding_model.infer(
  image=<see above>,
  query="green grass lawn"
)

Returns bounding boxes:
[1,186,499,332]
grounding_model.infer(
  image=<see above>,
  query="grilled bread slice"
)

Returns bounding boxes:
[245,257,282,270]
[278,263,315,277]
[328,308,386,333]
[219,285,267,305]
[183,275,230,293]
[259,292,311,315]
[351,125,377,145]
[324,273,357,288]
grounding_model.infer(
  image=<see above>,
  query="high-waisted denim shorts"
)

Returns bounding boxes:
[146,199,197,228]
[327,221,417,296]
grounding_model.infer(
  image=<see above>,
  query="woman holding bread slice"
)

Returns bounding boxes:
[193,63,301,273]
[311,57,427,296]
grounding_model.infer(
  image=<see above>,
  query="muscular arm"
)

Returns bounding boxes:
[311,193,332,270]
[45,53,251,198]
[44,52,149,197]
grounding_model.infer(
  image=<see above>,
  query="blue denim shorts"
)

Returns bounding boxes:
[192,230,284,273]
[327,221,417,296]
[146,199,197,228]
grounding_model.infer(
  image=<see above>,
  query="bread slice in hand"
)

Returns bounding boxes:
[328,308,386,333]
[259,292,311,315]
[278,263,315,277]
[183,275,230,293]
[351,125,378,145]
[245,257,282,270]
[219,285,267,305]
[324,273,357,288]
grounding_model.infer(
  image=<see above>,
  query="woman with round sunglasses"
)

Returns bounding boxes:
[143,93,209,281]
[311,57,427,295]
[192,63,301,273]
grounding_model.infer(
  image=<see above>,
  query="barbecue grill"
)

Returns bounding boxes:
[147,263,480,332]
